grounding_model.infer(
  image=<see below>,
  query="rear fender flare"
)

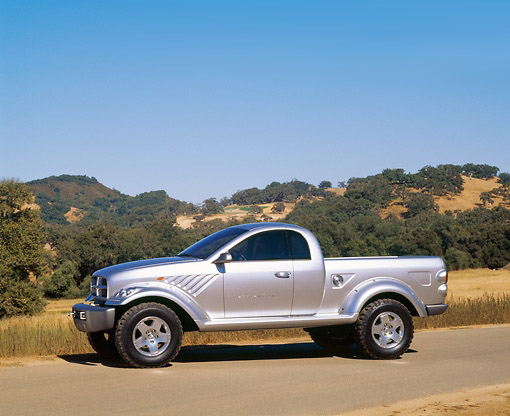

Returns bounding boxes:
[341,278,427,317]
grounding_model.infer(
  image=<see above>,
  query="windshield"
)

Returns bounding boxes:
[178,227,248,259]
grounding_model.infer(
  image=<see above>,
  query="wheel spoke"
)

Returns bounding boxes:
[392,316,403,328]
[137,322,151,334]
[133,337,147,350]
[151,317,166,330]
[378,334,390,347]
[147,341,159,355]
[390,331,403,344]
[380,314,391,326]
[372,320,384,331]
[157,331,171,344]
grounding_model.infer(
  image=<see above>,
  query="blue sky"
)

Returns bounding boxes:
[1,1,509,203]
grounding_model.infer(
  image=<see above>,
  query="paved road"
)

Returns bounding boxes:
[1,326,509,416]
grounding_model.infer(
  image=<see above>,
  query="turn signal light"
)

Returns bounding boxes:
[437,270,448,284]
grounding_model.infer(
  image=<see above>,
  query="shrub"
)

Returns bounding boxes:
[43,261,80,298]
[404,193,437,218]
[0,278,46,319]
[498,172,510,186]
[444,247,471,270]
[271,202,286,213]
[201,198,223,215]
[79,275,91,297]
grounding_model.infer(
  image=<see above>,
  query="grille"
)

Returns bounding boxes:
[90,276,108,300]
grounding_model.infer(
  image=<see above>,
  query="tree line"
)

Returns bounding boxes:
[1,163,510,318]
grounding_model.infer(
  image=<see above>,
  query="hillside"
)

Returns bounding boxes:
[29,175,120,204]
[28,175,196,225]
[28,176,328,227]
[26,164,510,228]
[27,175,343,228]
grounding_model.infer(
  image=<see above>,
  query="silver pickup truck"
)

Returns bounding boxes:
[72,222,448,368]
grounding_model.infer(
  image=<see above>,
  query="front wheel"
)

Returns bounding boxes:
[115,303,183,368]
[355,299,414,360]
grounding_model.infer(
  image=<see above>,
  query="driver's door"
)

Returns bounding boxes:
[223,230,293,318]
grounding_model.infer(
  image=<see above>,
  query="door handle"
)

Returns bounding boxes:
[275,271,291,278]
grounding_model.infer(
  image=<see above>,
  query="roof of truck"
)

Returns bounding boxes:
[232,222,299,231]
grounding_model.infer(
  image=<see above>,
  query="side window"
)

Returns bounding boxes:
[288,230,311,260]
[230,231,290,261]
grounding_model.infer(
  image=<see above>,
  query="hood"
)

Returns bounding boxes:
[94,256,199,278]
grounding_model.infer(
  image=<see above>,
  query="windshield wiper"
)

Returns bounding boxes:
[177,253,197,258]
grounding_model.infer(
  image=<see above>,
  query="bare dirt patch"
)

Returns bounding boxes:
[340,383,510,416]
[64,206,84,223]
[0,356,58,368]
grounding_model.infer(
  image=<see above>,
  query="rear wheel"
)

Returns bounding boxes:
[307,325,355,351]
[87,331,119,358]
[115,302,183,368]
[355,299,413,359]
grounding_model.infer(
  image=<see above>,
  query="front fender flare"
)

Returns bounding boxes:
[341,278,427,317]
[105,284,209,321]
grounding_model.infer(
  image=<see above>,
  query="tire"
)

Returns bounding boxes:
[307,325,355,351]
[87,331,119,358]
[355,299,414,360]
[115,303,183,368]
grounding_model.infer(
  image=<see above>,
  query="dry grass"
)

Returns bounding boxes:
[412,268,510,330]
[380,204,407,219]
[43,298,82,313]
[0,313,92,357]
[325,187,346,196]
[414,294,510,330]
[448,268,510,298]
[1,269,509,358]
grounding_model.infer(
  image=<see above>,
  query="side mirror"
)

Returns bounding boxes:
[214,252,232,264]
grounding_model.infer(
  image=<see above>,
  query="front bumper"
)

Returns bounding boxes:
[426,303,448,316]
[72,303,115,333]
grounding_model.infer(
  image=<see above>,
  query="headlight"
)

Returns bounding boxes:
[114,287,138,299]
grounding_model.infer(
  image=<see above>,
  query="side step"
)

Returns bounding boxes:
[195,313,358,332]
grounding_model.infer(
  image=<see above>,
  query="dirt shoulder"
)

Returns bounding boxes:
[339,384,510,416]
